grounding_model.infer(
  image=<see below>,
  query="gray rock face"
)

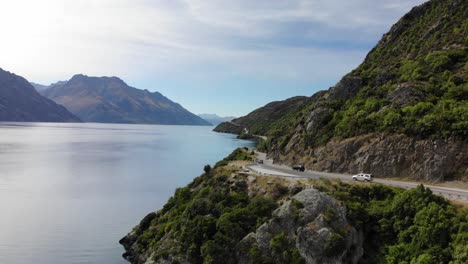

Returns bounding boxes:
[306,107,332,133]
[374,1,427,49]
[238,188,363,264]
[387,83,425,107]
[272,133,468,182]
[327,76,362,101]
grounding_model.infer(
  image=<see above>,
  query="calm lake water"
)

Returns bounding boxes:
[0,122,254,264]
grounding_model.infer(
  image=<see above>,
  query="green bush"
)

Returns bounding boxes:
[203,164,211,172]
[425,51,452,71]
[325,233,346,257]
[322,183,467,263]
[399,60,425,81]
[269,232,306,264]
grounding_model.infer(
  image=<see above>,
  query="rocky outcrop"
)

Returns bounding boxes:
[238,188,363,264]
[121,187,364,264]
[387,83,425,107]
[119,212,157,263]
[272,133,468,182]
[305,107,332,133]
[326,76,362,101]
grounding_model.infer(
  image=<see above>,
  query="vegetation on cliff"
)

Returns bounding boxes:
[305,0,467,144]
[121,148,280,263]
[217,0,467,142]
[214,96,313,136]
[120,149,468,264]
[315,179,468,264]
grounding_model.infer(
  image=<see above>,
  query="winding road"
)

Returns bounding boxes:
[248,152,468,202]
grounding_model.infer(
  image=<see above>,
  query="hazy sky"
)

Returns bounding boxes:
[0,0,427,116]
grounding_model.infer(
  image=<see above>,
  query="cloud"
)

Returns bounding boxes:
[0,0,427,85]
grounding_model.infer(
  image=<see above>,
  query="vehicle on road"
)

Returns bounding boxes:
[292,164,305,172]
[257,159,264,164]
[352,173,372,182]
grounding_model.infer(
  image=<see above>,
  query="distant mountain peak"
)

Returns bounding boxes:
[68,74,127,86]
[40,74,211,126]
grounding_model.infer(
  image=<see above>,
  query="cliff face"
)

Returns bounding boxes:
[274,133,467,182]
[40,74,211,125]
[0,68,81,122]
[214,0,468,182]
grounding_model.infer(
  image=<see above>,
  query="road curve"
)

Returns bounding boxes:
[249,152,468,202]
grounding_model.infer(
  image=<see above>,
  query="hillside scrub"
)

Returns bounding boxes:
[213,0,467,182]
[315,179,468,264]
[121,149,468,263]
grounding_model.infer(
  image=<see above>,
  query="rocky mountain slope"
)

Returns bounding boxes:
[0,68,80,122]
[215,96,312,135]
[120,148,468,264]
[40,74,211,125]
[215,0,468,182]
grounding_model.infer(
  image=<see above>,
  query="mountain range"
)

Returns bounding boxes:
[198,114,236,126]
[0,68,80,122]
[215,0,467,182]
[37,74,211,125]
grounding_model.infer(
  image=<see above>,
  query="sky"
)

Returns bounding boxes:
[0,0,427,116]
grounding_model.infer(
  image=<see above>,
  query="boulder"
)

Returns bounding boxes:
[387,83,424,107]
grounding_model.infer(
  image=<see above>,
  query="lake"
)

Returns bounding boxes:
[0,122,254,264]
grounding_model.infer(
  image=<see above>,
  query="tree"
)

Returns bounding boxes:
[204,164,212,174]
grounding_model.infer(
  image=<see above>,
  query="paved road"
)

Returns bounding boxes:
[249,152,468,202]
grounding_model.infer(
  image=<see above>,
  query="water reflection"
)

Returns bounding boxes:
[0,122,253,264]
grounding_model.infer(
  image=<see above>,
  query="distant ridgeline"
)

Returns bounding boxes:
[120,148,468,264]
[37,74,211,126]
[215,0,468,182]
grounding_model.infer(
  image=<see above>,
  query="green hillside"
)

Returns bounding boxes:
[217,0,467,143]
[319,0,467,142]
[214,0,467,181]
[121,149,468,264]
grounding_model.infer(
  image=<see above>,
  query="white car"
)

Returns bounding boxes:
[352,173,372,182]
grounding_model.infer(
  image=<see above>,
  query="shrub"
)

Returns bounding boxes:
[425,51,452,71]
[203,164,212,174]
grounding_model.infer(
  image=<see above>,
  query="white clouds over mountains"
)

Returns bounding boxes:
[0,0,427,85]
